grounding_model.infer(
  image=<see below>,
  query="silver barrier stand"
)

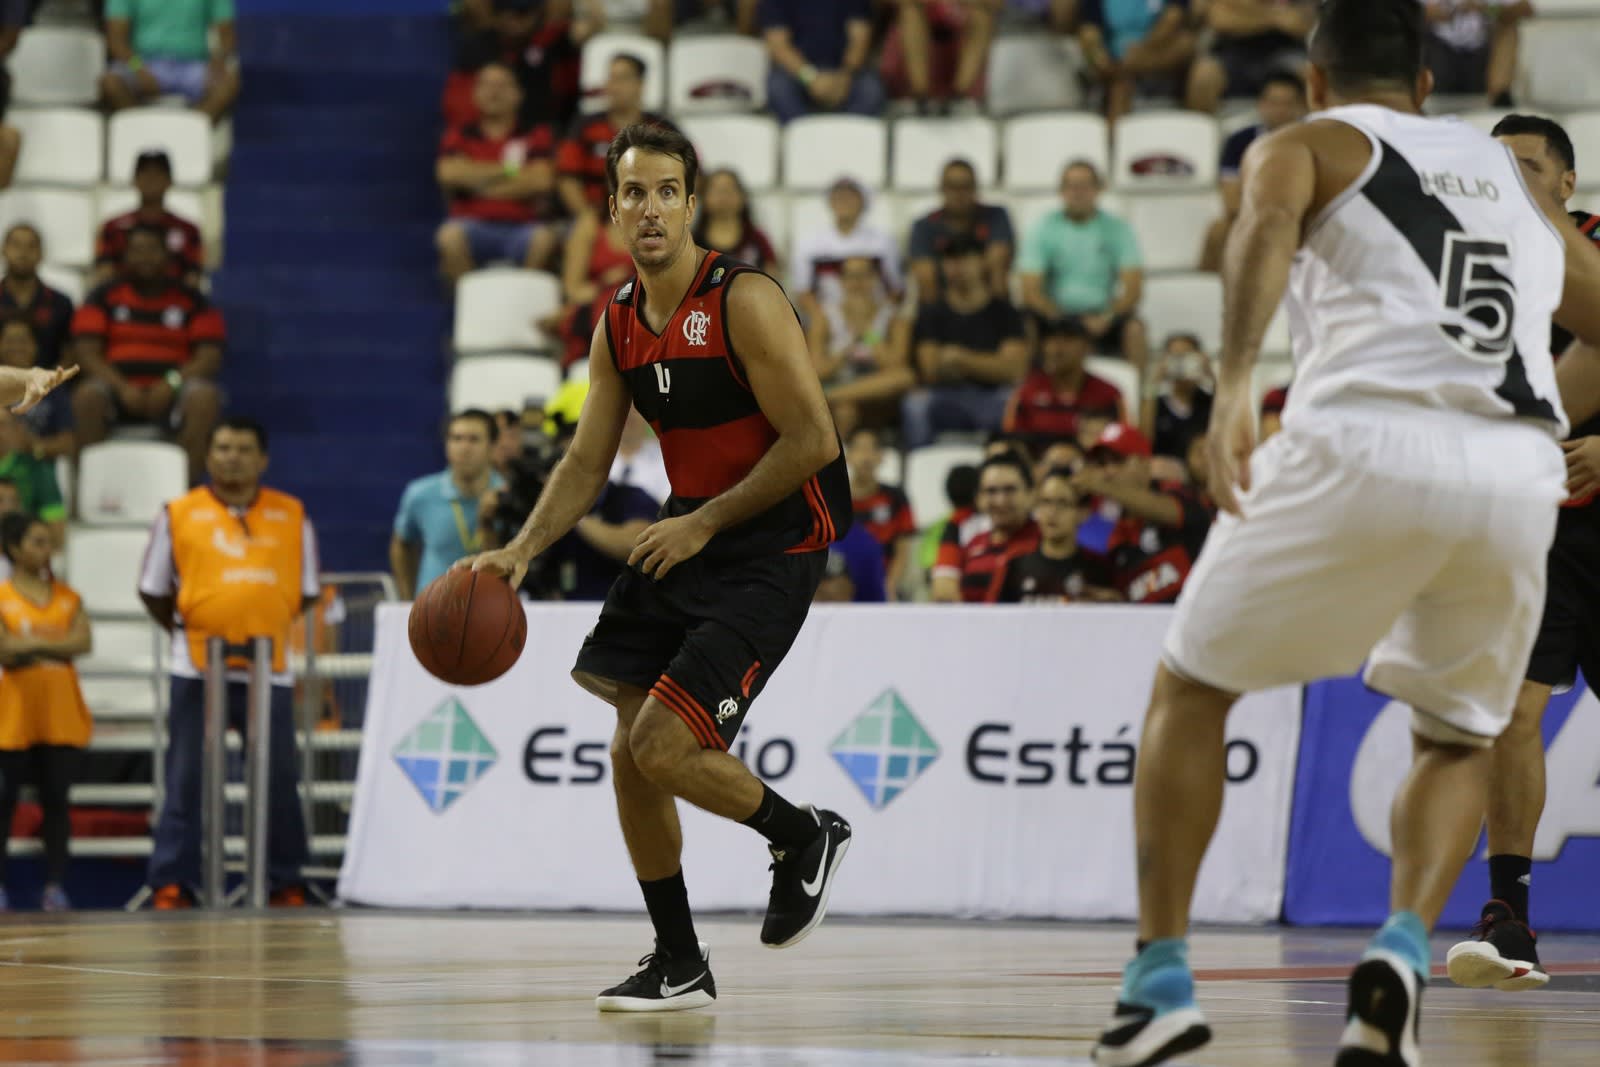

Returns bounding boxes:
[202,636,228,909]
[245,635,273,910]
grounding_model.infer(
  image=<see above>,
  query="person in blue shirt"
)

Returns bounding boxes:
[390,409,505,600]
[814,521,887,603]
[1201,71,1305,270]
[1077,0,1195,120]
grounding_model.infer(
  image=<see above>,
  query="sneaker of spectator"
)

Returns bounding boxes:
[812,256,915,436]
[1076,0,1198,121]
[761,0,885,125]
[882,0,1001,116]
[996,469,1118,603]
[692,168,780,276]
[791,177,903,326]
[1018,161,1149,370]
[1186,0,1313,114]
[1002,316,1126,451]
[0,321,72,464]
[70,226,225,484]
[548,214,635,366]
[447,0,596,129]
[558,54,668,220]
[845,426,916,598]
[931,450,1039,603]
[1147,332,1213,459]
[902,235,1028,449]
[1423,0,1530,107]
[101,0,240,123]
[908,159,1014,304]
[0,409,67,548]
[435,63,563,285]
[1202,71,1306,271]
[0,223,75,371]
[95,151,206,290]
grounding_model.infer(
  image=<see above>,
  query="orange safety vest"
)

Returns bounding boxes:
[168,486,306,674]
[0,578,91,750]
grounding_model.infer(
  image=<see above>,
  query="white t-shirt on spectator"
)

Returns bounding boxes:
[1425,0,1489,52]
[610,440,672,509]
[790,221,904,313]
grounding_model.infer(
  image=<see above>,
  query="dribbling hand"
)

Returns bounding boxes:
[1207,385,1256,518]
[462,547,530,591]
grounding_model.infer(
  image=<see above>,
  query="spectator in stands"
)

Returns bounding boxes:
[812,256,915,435]
[549,215,635,366]
[1033,438,1084,482]
[762,0,883,124]
[931,450,1039,603]
[101,0,240,122]
[1073,422,1214,603]
[907,158,1014,303]
[139,418,316,909]
[1423,0,1530,107]
[0,510,92,913]
[491,409,524,481]
[447,0,595,129]
[845,426,915,598]
[791,177,903,324]
[918,459,980,576]
[816,522,888,602]
[1002,316,1126,449]
[0,325,72,478]
[1202,72,1305,271]
[1019,161,1149,369]
[997,469,1116,603]
[1077,0,1198,120]
[1186,0,1313,113]
[901,236,1027,449]
[882,0,1000,117]
[1148,332,1213,459]
[0,56,18,192]
[390,410,505,601]
[0,407,62,546]
[435,63,562,285]
[71,226,225,483]
[692,168,779,275]
[0,224,74,370]
[1260,382,1288,440]
[95,152,206,290]
[558,54,663,220]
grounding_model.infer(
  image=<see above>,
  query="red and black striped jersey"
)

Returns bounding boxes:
[71,280,224,386]
[605,251,851,559]
[852,485,914,560]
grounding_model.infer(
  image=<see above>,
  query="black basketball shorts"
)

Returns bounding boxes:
[572,550,827,749]
[1525,505,1600,692]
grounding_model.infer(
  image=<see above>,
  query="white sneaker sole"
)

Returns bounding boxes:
[764,834,851,950]
[1336,950,1421,1067]
[1446,941,1550,991]
[1091,1007,1211,1067]
[595,988,715,1013]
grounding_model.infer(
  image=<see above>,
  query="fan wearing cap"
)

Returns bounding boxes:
[1002,315,1126,450]
[790,177,904,330]
[931,450,1040,603]
[1073,423,1214,605]
[94,151,205,289]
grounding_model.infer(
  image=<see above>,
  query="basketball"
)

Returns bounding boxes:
[408,567,526,686]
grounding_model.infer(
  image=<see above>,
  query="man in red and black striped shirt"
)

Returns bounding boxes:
[932,451,1040,603]
[557,53,664,219]
[0,224,74,371]
[93,151,205,289]
[71,226,224,482]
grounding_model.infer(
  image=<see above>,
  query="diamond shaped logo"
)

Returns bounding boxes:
[392,698,499,814]
[829,689,939,810]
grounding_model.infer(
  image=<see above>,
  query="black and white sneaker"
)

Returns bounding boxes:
[760,806,852,949]
[594,941,716,1013]
[1446,900,1550,991]
[1335,950,1423,1067]
[1092,1001,1211,1067]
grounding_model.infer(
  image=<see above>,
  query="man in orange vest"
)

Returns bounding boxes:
[137,417,320,908]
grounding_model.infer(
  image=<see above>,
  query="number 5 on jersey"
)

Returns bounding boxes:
[653,364,672,395]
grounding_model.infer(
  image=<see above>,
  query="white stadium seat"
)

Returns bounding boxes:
[905,442,985,528]
[37,263,85,305]
[667,35,767,114]
[11,107,104,185]
[453,268,562,353]
[0,188,95,268]
[1531,0,1600,12]
[678,114,780,189]
[580,34,666,113]
[1520,18,1600,109]
[1142,273,1224,356]
[76,442,188,526]
[79,618,164,676]
[1003,192,1062,244]
[751,189,790,259]
[96,185,205,228]
[890,116,999,191]
[1455,109,1514,138]
[1119,191,1219,274]
[65,528,151,616]
[889,192,940,249]
[1085,356,1139,418]
[782,115,888,190]
[108,109,213,186]
[876,449,904,489]
[450,354,563,414]
[986,35,1083,116]
[1111,112,1219,190]
[9,27,105,106]
[1564,111,1600,187]
[1003,113,1109,191]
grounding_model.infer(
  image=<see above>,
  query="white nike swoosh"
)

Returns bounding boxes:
[800,837,830,896]
[660,971,707,997]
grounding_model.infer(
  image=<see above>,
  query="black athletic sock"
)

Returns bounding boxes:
[1488,854,1533,924]
[741,783,821,849]
[639,870,701,963]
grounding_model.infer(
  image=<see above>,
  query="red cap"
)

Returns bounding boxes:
[1090,423,1152,459]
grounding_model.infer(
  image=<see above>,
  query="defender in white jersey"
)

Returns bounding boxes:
[1091,4,1600,1067]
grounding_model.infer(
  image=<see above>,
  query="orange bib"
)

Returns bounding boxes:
[0,579,91,750]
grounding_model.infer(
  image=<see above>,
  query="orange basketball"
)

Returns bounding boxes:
[408,568,527,686]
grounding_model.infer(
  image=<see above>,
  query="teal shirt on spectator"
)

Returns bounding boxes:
[394,470,506,594]
[1018,208,1142,316]
[106,0,234,62]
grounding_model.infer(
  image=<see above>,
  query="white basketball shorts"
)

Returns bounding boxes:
[1164,404,1565,746]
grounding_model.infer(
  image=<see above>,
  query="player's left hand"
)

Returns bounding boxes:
[1562,436,1600,499]
[629,513,714,579]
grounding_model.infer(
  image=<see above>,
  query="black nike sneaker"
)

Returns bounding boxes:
[760,806,852,949]
[594,941,716,1012]
[1336,950,1423,1067]
[1446,900,1550,991]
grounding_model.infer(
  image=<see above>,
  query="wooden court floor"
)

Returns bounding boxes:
[0,912,1596,1065]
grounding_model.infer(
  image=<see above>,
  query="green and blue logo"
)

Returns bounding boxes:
[392,698,499,813]
[829,689,939,810]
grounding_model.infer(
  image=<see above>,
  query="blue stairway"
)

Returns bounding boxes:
[213,13,455,570]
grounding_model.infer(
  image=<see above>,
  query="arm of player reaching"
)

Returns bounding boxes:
[629,272,840,579]
[468,323,632,587]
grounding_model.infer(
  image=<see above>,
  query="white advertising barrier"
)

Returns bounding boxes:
[339,603,1301,922]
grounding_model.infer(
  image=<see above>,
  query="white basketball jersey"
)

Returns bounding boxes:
[1284,104,1569,437]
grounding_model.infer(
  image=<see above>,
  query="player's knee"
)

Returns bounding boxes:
[627,708,694,786]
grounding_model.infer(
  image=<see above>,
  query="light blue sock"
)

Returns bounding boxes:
[1367,911,1430,981]
[1120,938,1194,1011]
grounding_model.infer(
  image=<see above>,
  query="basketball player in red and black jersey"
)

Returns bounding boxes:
[1441,114,1600,990]
[468,122,854,1012]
